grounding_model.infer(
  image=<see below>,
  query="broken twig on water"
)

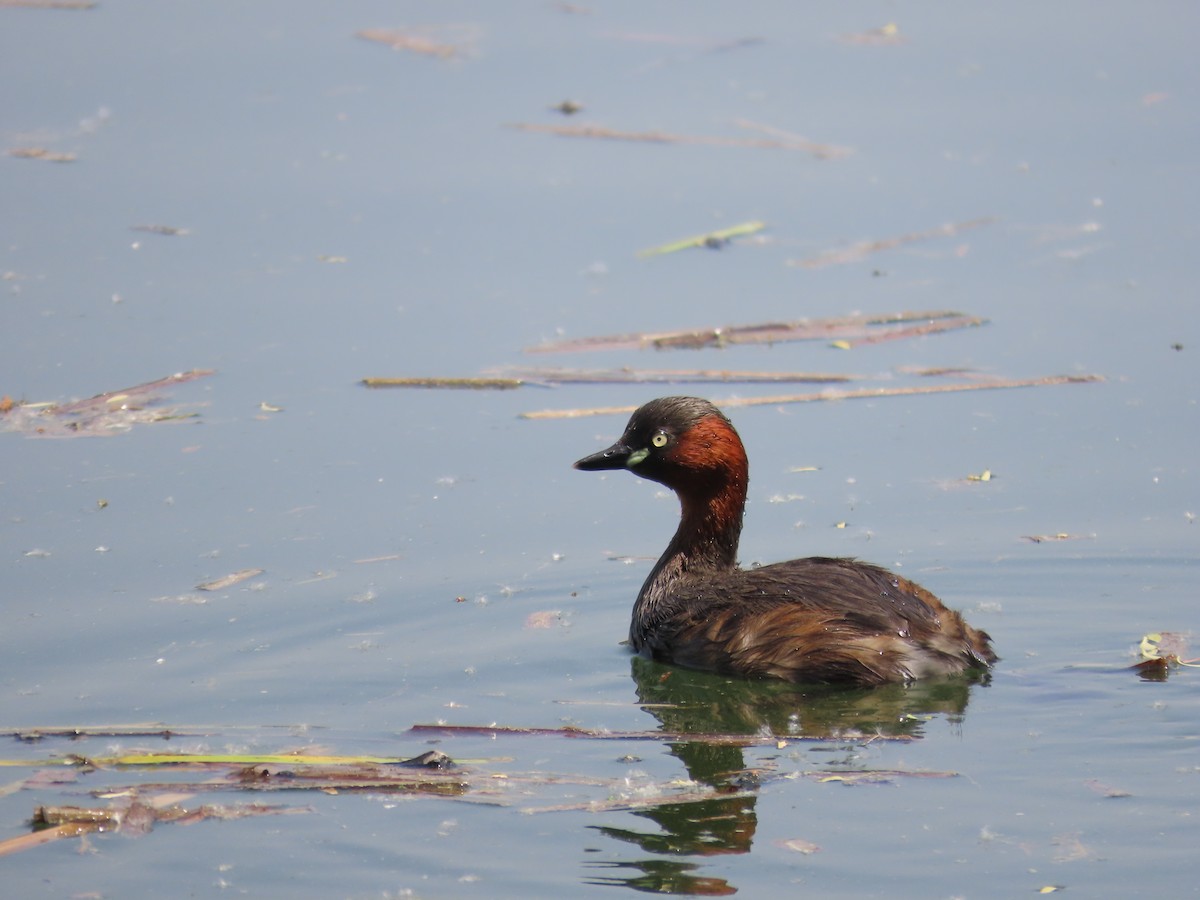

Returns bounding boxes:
[363,368,857,390]
[500,367,855,385]
[361,377,526,390]
[519,374,1104,419]
[0,750,456,770]
[525,310,979,354]
[4,725,197,744]
[506,122,848,158]
[829,316,985,348]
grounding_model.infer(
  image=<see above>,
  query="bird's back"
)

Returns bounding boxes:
[632,556,996,684]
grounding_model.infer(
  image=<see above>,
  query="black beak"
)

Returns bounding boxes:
[574,440,631,471]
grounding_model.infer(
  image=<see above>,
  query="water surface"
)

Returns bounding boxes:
[2,1,1197,896]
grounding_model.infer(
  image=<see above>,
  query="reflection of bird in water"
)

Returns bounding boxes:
[575,397,996,684]
[584,856,737,896]
[629,655,981,750]
[585,655,985,894]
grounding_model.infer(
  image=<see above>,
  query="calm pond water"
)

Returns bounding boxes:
[3,1,1198,896]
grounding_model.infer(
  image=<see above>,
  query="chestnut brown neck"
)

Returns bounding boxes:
[657,414,748,571]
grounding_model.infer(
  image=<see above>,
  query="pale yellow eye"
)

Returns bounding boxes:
[651,432,669,448]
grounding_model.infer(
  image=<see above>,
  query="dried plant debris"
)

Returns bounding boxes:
[524,610,568,629]
[1,737,439,856]
[150,593,209,606]
[776,836,822,854]
[1020,532,1094,543]
[734,119,854,158]
[3,748,456,771]
[6,146,77,162]
[7,724,204,743]
[362,368,857,390]
[729,120,854,158]
[196,568,264,592]
[1131,631,1198,678]
[130,224,189,236]
[0,801,304,856]
[38,799,302,834]
[1083,778,1132,798]
[362,376,526,390]
[790,218,994,269]
[839,23,907,46]
[638,220,766,256]
[1139,631,1194,662]
[507,122,846,157]
[355,25,478,59]
[521,375,1103,420]
[802,768,958,785]
[549,99,584,115]
[526,310,983,354]
[0,720,987,858]
[0,369,213,438]
[7,107,109,162]
[828,315,987,349]
[896,365,982,377]
[503,367,854,385]
[1051,831,1099,863]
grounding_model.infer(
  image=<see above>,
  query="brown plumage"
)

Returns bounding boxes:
[574,396,996,685]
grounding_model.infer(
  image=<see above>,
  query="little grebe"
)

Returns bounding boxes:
[575,396,996,685]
